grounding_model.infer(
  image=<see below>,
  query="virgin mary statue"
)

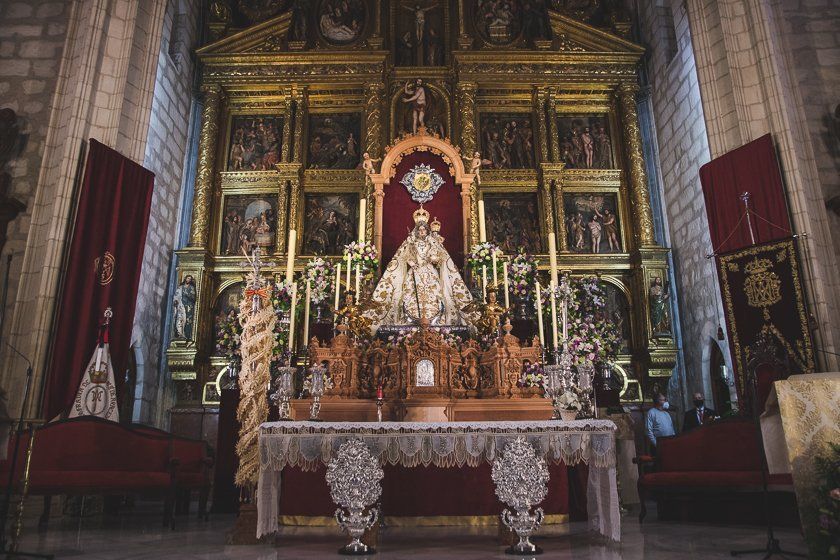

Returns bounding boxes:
[364,207,475,333]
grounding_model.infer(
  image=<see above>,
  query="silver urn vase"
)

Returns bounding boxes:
[270,366,295,420]
[492,437,550,555]
[325,439,384,555]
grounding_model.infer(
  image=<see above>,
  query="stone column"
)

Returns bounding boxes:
[456,81,479,247]
[617,81,655,247]
[189,84,222,247]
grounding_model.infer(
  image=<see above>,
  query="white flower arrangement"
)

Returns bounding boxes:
[557,390,582,411]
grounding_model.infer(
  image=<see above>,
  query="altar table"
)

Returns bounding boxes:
[256,420,621,541]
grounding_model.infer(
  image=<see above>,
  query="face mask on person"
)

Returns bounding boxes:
[693,399,704,408]
[662,401,670,410]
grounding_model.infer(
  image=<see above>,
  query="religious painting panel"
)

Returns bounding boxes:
[601,280,631,353]
[302,193,359,255]
[316,0,367,46]
[471,0,551,47]
[220,194,278,256]
[482,192,543,254]
[213,281,243,357]
[307,113,362,169]
[172,271,197,341]
[556,115,614,169]
[394,1,445,67]
[479,113,537,169]
[562,192,621,254]
[393,79,448,137]
[227,116,283,171]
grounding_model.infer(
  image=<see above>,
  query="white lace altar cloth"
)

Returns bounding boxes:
[257,420,621,541]
[256,420,620,541]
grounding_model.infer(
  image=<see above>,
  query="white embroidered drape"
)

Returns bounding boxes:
[257,420,621,542]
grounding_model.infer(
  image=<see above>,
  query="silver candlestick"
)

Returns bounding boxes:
[543,350,573,420]
[303,364,332,421]
[492,437,550,555]
[270,366,295,420]
[326,439,384,555]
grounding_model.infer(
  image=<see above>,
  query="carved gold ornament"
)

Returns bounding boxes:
[93,251,115,286]
[400,164,444,203]
[743,258,782,320]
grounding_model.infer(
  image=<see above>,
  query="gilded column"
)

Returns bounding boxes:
[552,177,567,251]
[617,81,655,247]
[535,88,550,164]
[456,81,479,247]
[189,84,222,247]
[288,176,301,236]
[547,87,560,162]
[292,87,306,163]
[373,183,385,259]
[276,185,288,254]
[281,92,293,163]
[364,82,385,243]
[540,180,555,248]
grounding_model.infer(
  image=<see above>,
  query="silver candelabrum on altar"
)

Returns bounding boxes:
[303,364,332,421]
[325,439,384,555]
[492,437,550,555]
[270,366,296,420]
[542,349,574,420]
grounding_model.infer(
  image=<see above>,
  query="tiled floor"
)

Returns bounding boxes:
[13,503,807,559]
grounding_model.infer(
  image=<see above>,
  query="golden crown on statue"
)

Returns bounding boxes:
[413,206,430,224]
[430,217,441,232]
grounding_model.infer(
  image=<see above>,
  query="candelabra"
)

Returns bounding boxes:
[542,349,573,420]
[270,366,296,420]
[304,364,332,421]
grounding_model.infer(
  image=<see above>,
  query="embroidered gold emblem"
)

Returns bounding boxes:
[743,258,781,320]
[94,251,115,285]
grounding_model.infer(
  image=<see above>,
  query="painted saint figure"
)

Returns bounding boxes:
[173,275,196,340]
[402,79,428,133]
[649,276,672,336]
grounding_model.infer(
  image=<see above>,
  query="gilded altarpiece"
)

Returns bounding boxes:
[167,3,674,429]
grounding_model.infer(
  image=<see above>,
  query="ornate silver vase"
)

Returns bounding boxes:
[492,437,550,555]
[270,366,295,420]
[543,350,573,420]
[325,439,384,555]
[303,365,332,421]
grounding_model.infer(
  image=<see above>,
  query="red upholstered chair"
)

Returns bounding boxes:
[0,417,177,529]
[127,423,213,520]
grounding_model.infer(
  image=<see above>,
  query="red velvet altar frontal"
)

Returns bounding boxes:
[278,463,587,522]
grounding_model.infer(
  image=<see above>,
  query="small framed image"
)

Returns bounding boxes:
[227,115,283,171]
[302,193,360,255]
[307,113,362,169]
[482,192,543,254]
[562,192,622,254]
[219,194,278,256]
[556,115,614,169]
[479,113,537,169]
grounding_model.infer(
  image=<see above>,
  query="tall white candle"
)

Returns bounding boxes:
[492,252,498,290]
[288,282,298,352]
[302,279,311,349]
[535,282,545,347]
[478,200,487,242]
[334,262,342,311]
[354,263,361,303]
[561,278,568,343]
[345,252,351,289]
[548,232,558,287]
[285,229,297,284]
[550,280,559,350]
[358,199,367,243]
[482,265,487,302]
[502,261,510,308]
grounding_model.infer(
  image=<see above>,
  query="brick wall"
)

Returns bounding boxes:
[132,0,200,425]
[0,0,69,358]
[636,0,731,405]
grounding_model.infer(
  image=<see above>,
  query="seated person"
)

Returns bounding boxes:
[645,392,675,453]
[683,391,717,432]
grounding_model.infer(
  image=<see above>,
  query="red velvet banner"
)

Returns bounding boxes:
[699,134,792,254]
[381,151,464,268]
[42,139,154,420]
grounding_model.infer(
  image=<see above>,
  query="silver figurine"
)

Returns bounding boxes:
[325,439,384,555]
[492,437,550,555]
